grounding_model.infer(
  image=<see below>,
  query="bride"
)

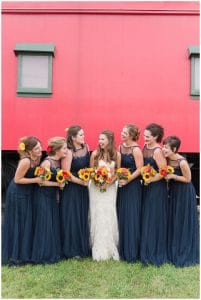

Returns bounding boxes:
[89,130,121,261]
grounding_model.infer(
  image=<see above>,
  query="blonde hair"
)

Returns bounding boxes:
[17,136,41,157]
[47,137,66,156]
[125,124,140,141]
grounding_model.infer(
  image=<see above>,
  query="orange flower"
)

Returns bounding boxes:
[116,168,131,180]
[159,165,174,177]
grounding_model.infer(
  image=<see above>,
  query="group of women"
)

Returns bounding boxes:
[2,123,199,268]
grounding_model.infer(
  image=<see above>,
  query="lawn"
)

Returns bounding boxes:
[1,258,200,298]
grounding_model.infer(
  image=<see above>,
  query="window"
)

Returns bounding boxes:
[188,46,200,98]
[14,43,55,97]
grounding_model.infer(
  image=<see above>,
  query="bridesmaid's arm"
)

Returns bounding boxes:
[61,149,88,186]
[130,147,143,180]
[149,148,167,183]
[14,158,43,185]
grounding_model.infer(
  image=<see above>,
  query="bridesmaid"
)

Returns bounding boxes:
[2,136,42,265]
[60,125,91,259]
[117,124,143,263]
[31,137,67,264]
[140,123,168,266]
[162,136,199,267]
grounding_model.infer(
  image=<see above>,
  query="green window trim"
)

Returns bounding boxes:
[14,43,55,97]
[188,46,200,98]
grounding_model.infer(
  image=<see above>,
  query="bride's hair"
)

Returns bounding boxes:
[94,130,117,167]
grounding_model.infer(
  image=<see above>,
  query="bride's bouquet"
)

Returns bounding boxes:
[91,166,113,192]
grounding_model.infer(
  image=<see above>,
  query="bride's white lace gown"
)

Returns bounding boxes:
[89,160,119,261]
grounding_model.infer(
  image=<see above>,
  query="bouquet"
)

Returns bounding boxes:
[159,165,174,178]
[56,169,72,185]
[34,166,52,185]
[141,164,157,185]
[116,168,131,187]
[78,168,94,181]
[91,166,113,192]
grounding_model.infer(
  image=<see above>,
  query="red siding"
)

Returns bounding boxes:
[2,1,200,151]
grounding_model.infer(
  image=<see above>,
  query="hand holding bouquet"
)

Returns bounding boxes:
[91,166,113,192]
[116,168,131,187]
[56,169,72,189]
[159,165,174,180]
[141,164,157,185]
[34,166,52,186]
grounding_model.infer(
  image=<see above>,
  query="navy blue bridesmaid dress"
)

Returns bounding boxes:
[60,145,91,258]
[2,158,39,266]
[140,146,168,266]
[167,158,199,267]
[117,145,142,263]
[31,158,61,264]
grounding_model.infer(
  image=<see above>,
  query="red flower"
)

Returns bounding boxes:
[47,146,52,153]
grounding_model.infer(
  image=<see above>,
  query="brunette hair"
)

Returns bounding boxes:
[163,136,181,153]
[66,125,84,151]
[47,137,66,156]
[125,124,140,141]
[145,123,164,142]
[94,130,118,167]
[18,136,41,157]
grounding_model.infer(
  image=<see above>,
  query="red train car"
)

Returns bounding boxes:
[2,1,200,194]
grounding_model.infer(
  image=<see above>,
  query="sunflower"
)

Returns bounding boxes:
[45,172,52,181]
[34,167,40,176]
[142,173,151,182]
[95,173,101,181]
[56,174,64,183]
[167,166,174,174]
[83,173,90,181]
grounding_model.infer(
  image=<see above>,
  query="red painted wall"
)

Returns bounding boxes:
[2,1,200,151]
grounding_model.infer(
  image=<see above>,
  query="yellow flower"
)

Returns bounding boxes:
[19,142,25,151]
[167,166,174,174]
[34,167,39,176]
[143,173,151,182]
[56,174,64,183]
[95,174,101,181]
[45,172,51,181]
[83,173,90,181]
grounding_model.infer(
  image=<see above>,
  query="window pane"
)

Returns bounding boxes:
[21,55,49,88]
[194,57,200,92]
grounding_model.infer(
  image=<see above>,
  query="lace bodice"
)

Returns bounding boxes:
[142,145,161,171]
[120,144,139,173]
[43,157,61,181]
[70,144,90,177]
[98,159,115,174]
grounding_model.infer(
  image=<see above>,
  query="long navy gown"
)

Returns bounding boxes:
[31,158,61,264]
[2,158,39,266]
[117,145,142,263]
[167,158,199,267]
[140,146,168,266]
[60,145,91,258]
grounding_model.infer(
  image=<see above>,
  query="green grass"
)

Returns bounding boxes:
[1,258,200,298]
